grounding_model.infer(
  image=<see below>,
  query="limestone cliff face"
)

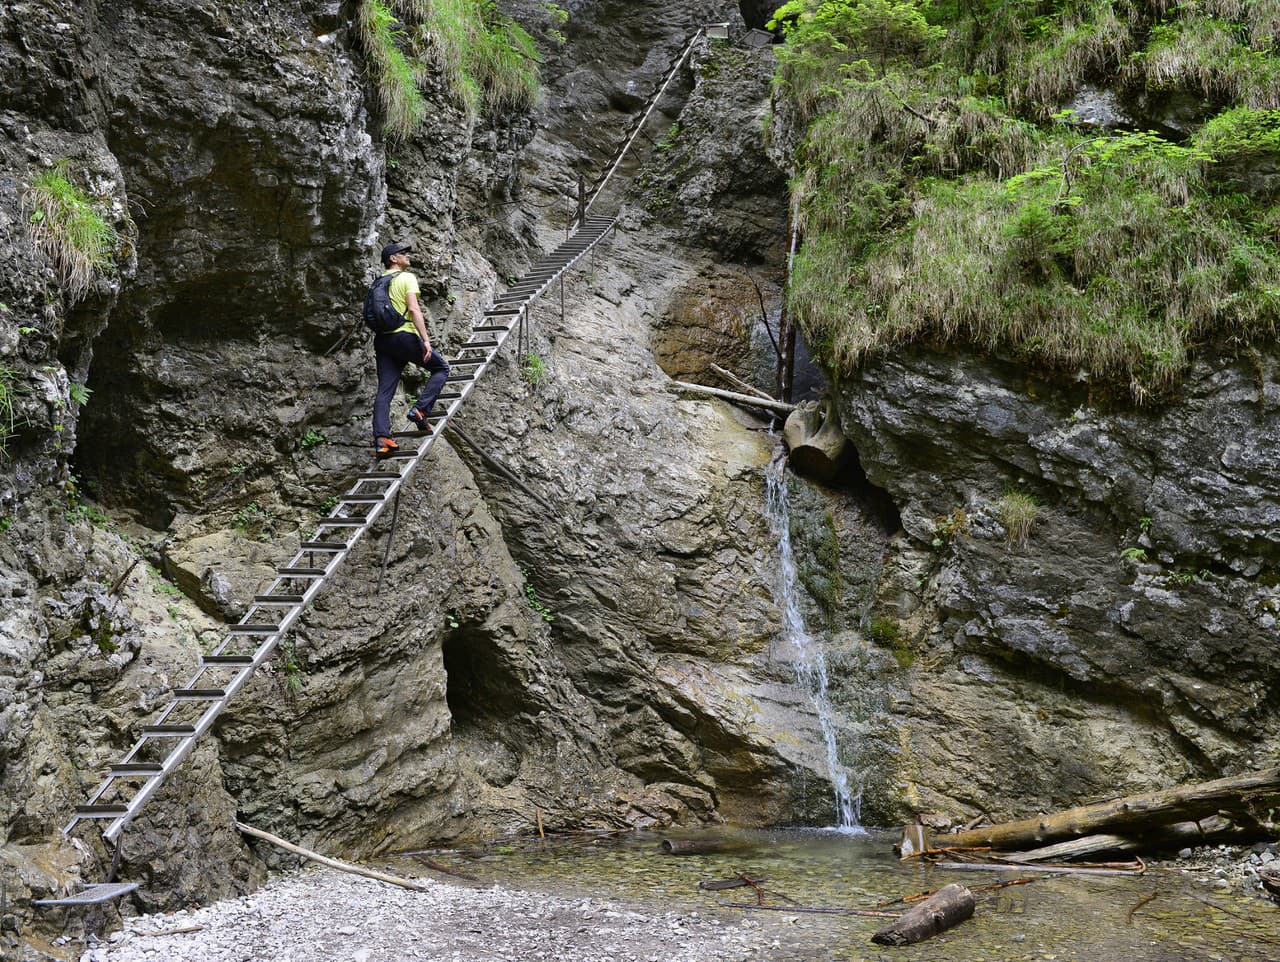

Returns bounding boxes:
[0,0,837,946]
[834,350,1280,823]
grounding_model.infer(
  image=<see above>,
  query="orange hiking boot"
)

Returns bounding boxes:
[375,436,400,459]
[407,407,433,434]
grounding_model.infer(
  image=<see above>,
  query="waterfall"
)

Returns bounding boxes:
[765,451,862,832]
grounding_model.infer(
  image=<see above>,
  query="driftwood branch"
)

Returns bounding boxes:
[933,861,1146,876]
[234,820,429,892]
[750,277,780,359]
[871,884,974,946]
[721,902,899,919]
[709,363,777,402]
[943,768,1280,852]
[669,380,797,414]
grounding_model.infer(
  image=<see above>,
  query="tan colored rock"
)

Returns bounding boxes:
[783,400,849,482]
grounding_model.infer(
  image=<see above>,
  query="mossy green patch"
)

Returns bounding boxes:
[774,0,1280,401]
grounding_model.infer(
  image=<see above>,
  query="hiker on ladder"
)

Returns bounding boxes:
[369,241,450,459]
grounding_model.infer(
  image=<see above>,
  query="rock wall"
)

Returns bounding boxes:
[0,1,854,953]
[834,350,1280,824]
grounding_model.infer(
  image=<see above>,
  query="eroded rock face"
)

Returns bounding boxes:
[1,0,839,943]
[834,350,1280,821]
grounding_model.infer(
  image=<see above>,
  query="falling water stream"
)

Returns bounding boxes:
[764,450,861,831]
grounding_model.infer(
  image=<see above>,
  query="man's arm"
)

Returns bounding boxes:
[405,291,431,359]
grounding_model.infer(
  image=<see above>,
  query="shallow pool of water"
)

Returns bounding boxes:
[387,827,1280,961]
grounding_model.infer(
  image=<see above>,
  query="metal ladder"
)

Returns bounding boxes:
[579,28,705,224]
[37,214,619,908]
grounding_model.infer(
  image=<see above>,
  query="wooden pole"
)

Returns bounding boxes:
[709,363,778,402]
[234,821,430,892]
[668,380,797,414]
[942,768,1280,852]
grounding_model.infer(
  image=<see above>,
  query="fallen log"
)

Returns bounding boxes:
[871,883,974,946]
[668,380,797,414]
[234,821,430,892]
[698,875,770,891]
[942,768,1280,852]
[933,861,1146,876]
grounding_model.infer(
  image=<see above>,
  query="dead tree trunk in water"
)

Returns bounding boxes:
[943,768,1280,852]
[871,883,974,946]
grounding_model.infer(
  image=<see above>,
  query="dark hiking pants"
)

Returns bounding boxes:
[372,331,450,439]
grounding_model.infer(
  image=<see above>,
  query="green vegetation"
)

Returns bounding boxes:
[525,580,554,623]
[867,615,913,668]
[1120,545,1148,563]
[0,367,17,458]
[772,1,1280,401]
[996,489,1038,546]
[23,162,118,301]
[359,0,428,137]
[522,351,547,384]
[931,508,968,548]
[300,429,327,450]
[358,0,540,135]
[69,382,92,407]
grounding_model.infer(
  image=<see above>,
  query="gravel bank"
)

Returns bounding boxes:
[78,867,766,962]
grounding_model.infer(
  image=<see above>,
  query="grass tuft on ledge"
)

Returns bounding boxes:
[23,162,118,302]
[774,0,1280,401]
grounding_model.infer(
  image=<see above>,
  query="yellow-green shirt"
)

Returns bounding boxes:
[383,269,420,336]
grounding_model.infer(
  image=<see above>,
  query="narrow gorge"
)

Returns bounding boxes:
[1,0,1278,959]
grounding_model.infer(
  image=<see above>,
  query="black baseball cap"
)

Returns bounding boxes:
[381,241,413,265]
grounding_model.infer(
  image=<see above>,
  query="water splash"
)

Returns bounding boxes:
[765,451,862,832]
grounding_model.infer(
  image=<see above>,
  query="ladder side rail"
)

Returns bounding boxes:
[579,31,703,226]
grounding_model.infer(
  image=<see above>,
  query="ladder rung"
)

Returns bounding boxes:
[474,325,512,333]
[316,518,367,527]
[202,655,254,667]
[391,430,433,439]
[173,688,226,700]
[450,356,485,365]
[354,474,400,482]
[437,392,463,401]
[461,340,500,349]
[484,306,521,315]
[379,452,419,461]
[445,374,474,382]
[75,804,129,817]
[300,539,352,549]
[228,623,284,633]
[110,763,163,776]
[140,724,196,736]
[276,567,327,577]
[253,594,305,605]
[338,494,384,503]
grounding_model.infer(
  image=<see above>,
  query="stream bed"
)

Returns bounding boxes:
[387,827,1280,962]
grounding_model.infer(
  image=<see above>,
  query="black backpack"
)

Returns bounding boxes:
[362,271,407,334]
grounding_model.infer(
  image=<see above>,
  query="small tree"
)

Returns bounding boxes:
[771,0,944,78]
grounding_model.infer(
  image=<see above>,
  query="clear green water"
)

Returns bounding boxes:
[388,828,1280,961]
